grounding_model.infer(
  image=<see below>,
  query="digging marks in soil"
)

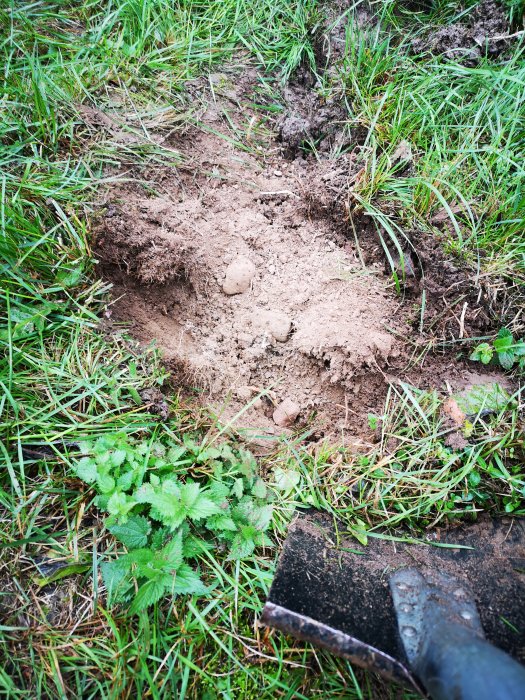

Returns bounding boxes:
[98,126,407,439]
[411,0,511,62]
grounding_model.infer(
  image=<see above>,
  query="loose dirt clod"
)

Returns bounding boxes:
[223,256,256,295]
[273,398,301,427]
[252,310,292,342]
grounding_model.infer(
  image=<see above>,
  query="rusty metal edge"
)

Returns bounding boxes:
[261,601,422,693]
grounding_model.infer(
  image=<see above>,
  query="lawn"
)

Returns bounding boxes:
[1,1,524,698]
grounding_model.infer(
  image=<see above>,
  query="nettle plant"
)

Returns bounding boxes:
[470,328,525,371]
[73,433,273,613]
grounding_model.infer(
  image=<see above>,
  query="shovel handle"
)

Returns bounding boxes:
[415,620,525,700]
[390,568,525,700]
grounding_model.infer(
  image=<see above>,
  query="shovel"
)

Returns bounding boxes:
[261,512,525,699]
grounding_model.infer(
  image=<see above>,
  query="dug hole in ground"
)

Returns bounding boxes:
[95,65,512,452]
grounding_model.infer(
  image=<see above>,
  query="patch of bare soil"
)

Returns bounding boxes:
[411,0,511,61]
[94,57,511,445]
[97,122,412,441]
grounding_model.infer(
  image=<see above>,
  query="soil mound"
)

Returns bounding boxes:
[97,128,408,439]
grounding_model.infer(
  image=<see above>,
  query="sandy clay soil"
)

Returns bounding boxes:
[94,58,509,448]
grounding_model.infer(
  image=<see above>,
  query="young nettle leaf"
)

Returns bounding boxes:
[237,447,257,482]
[228,531,256,560]
[206,515,238,532]
[251,477,267,499]
[117,471,134,491]
[167,445,187,463]
[159,530,184,569]
[75,456,98,484]
[110,449,127,468]
[232,478,244,499]
[494,329,515,370]
[469,342,494,365]
[98,472,116,494]
[182,532,211,557]
[227,522,272,560]
[101,558,134,603]
[196,446,222,462]
[171,564,207,595]
[130,579,166,614]
[135,478,220,530]
[234,498,273,531]
[108,514,151,549]
[207,480,230,507]
[106,491,137,523]
[273,467,301,493]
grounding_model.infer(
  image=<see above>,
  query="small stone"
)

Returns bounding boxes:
[254,310,292,342]
[235,385,253,401]
[273,398,300,427]
[267,311,292,342]
[274,170,283,177]
[222,256,256,295]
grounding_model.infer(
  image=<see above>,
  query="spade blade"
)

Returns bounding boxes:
[261,512,525,688]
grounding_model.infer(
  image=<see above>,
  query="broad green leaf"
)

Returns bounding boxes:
[273,467,301,492]
[172,564,207,595]
[494,330,513,352]
[75,456,97,484]
[228,533,256,560]
[107,491,136,519]
[237,448,257,480]
[97,473,116,494]
[167,445,186,462]
[187,493,221,521]
[468,470,481,487]
[130,579,166,613]
[207,480,230,504]
[117,471,134,491]
[101,558,132,602]
[206,515,237,532]
[497,351,515,370]
[251,478,267,499]
[111,449,127,467]
[108,515,151,549]
[179,482,201,508]
[160,531,184,569]
[232,478,244,499]
[128,548,154,566]
[235,500,273,530]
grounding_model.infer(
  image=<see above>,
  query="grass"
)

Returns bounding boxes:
[1,0,524,698]
[317,2,525,308]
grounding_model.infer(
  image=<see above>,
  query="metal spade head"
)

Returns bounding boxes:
[261,512,525,689]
